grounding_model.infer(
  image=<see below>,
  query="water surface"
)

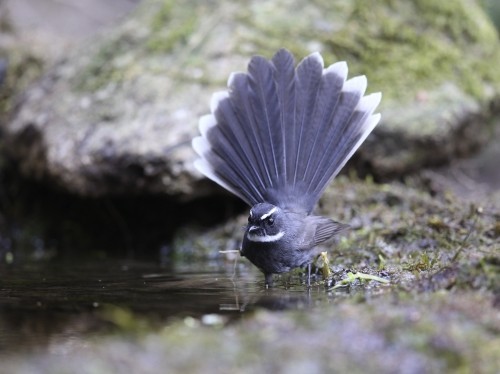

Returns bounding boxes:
[0,259,336,355]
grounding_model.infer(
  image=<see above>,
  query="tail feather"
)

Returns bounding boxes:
[210,92,266,193]
[247,56,282,187]
[228,72,273,191]
[311,93,381,197]
[193,48,381,212]
[306,78,365,192]
[271,49,296,183]
[293,52,324,185]
[301,61,347,184]
[195,96,266,204]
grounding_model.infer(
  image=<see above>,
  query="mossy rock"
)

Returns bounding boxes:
[3,0,500,196]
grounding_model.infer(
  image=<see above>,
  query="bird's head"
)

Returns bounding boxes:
[245,203,285,243]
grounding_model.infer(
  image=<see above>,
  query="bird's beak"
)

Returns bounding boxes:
[248,225,259,234]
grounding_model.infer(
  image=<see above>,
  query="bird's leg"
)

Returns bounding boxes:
[264,273,273,288]
[307,263,311,288]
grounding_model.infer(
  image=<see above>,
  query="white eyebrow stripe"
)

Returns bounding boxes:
[247,231,285,243]
[260,207,277,220]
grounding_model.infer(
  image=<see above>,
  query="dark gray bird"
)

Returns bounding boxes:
[192,48,381,286]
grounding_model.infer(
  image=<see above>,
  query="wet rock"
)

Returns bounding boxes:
[2,0,500,197]
[1,291,499,373]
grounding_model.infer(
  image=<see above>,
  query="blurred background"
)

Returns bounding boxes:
[0,0,498,262]
[0,1,499,372]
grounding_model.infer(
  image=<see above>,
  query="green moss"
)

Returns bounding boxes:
[72,0,500,99]
[231,0,500,103]
[74,0,202,91]
[75,36,130,92]
[146,0,198,54]
[484,0,500,30]
[149,0,175,31]
[0,52,44,116]
[322,0,500,101]
[403,252,438,272]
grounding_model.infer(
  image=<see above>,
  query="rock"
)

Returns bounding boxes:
[3,292,500,373]
[0,0,140,147]
[2,0,500,197]
[1,0,140,59]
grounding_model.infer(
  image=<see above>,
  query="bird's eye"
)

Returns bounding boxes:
[267,218,274,226]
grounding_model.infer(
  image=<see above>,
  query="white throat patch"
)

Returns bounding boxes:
[247,230,284,243]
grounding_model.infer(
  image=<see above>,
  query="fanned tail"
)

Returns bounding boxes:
[192,48,381,212]
[246,56,283,188]
[271,49,296,184]
[292,52,324,186]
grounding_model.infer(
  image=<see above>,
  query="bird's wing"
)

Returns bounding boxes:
[312,217,350,245]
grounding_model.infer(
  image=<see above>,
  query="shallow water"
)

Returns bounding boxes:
[0,258,336,355]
